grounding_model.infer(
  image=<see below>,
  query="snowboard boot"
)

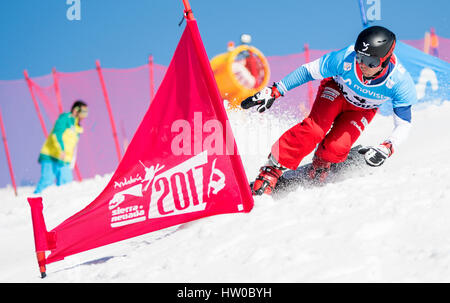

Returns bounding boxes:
[251,154,286,195]
[308,155,332,184]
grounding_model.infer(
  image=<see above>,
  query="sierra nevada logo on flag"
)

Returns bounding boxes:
[109,150,228,227]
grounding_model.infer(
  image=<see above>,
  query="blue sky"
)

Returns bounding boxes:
[0,0,448,80]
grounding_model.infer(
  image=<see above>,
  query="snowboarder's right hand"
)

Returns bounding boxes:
[240,85,282,113]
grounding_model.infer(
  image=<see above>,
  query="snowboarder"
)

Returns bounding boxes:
[241,26,417,195]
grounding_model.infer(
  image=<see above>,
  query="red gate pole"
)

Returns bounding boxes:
[181,0,194,20]
[303,43,314,109]
[149,55,155,104]
[95,60,122,163]
[52,68,83,182]
[0,107,18,196]
[24,70,48,137]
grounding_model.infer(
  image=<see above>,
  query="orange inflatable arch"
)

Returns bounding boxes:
[210,44,270,108]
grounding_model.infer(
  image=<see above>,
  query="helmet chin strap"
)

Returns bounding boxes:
[363,66,385,81]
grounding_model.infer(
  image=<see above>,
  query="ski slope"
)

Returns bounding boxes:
[1,101,450,282]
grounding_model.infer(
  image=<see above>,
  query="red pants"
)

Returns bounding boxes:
[271,78,378,170]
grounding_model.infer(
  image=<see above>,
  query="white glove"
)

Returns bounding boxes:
[240,85,282,113]
[358,141,394,167]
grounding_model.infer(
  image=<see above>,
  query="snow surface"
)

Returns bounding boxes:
[1,101,450,283]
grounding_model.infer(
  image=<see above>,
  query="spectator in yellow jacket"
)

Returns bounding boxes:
[34,100,88,194]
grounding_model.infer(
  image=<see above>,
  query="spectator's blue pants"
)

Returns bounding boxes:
[34,159,73,194]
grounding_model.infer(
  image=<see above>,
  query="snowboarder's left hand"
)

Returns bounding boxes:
[240,85,282,113]
[358,141,394,167]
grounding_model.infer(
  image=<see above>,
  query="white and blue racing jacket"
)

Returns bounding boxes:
[275,45,417,148]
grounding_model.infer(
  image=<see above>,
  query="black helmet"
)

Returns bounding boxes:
[355,26,396,68]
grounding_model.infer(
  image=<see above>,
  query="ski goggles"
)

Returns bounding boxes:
[355,52,381,68]
[356,39,396,68]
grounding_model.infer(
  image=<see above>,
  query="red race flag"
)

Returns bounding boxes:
[28,17,253,275]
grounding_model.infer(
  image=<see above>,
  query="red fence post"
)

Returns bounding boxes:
[24,70,48,137]
[303,43,314,109]
[149,55,155,104]
[0,107,18,196]
[52,68,83,182]
[95,60,122,163]
[52,68,64,114]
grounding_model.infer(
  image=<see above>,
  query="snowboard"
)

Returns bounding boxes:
[270,145,368,199]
